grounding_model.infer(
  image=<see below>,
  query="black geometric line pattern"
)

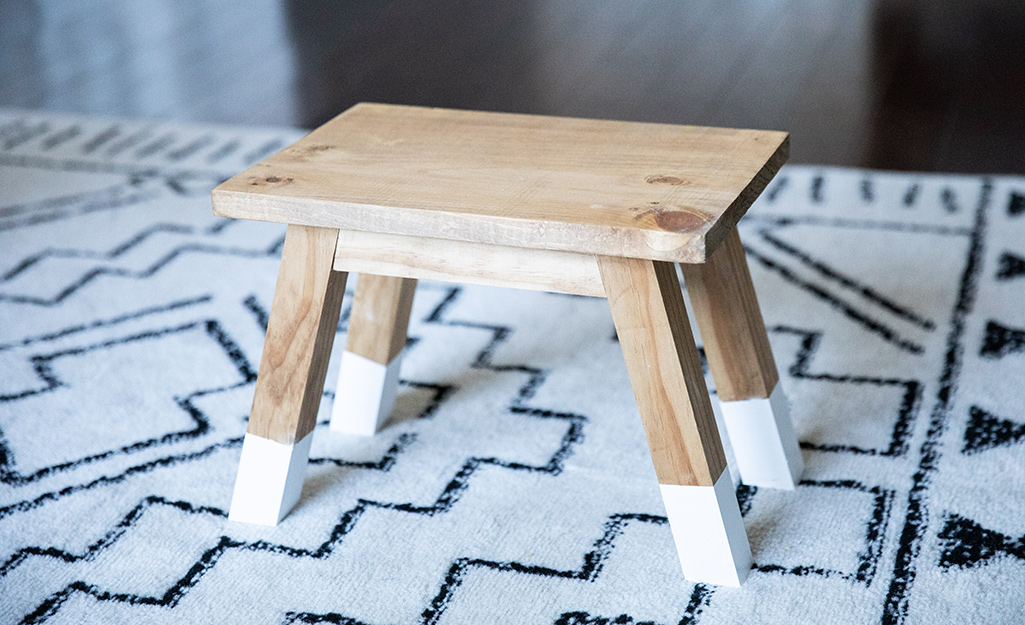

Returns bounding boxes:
[0,182,161,232]
[0,294,211,352]
[6,280,598,624]
[750,479,894,586]
[40,125,81,151]
[773,326,922,457]
[758,229,936,332]
[0,437,240,520]
[881,180,992,625]
[0,226,285,306]
[1,429,421,580]
[0,319,256,483]
[745,245,925,355]
[961,406,1025,455]
[549,596,714,625]
[938,514,1025,570]
[420,514,669,625]
[743,213,973,237]
[995,252,1025,280]
[979,320,1025,359]
[1008,192,1025,216]
[79,125,120,154]
[1,496,227,577]
[4,110,1022,624]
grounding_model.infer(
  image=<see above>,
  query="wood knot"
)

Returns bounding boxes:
[250,175,294,186]
[630,202,709,232]
[645,174,688,185]
[653,209,706,232]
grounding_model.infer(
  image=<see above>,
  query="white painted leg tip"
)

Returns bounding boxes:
[330,350,403,436]
[661,472,752,587]
[228,432,312,526]
[720,385,804,490]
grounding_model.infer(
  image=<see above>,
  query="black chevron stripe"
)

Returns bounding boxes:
[750,479,894,585]
[0,294,211,353]
[0,496,226,577]
[0,237,284,306]
[420,514,669,625]
[18,510,679,625]
[1,434,419,579]
[0,318,256,484]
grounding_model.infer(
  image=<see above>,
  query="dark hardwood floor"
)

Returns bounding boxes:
[2,0,1023,172]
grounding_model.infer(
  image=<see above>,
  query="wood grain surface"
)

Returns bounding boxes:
[345,274,417,365]
[333,229,605,297]
[248,224,347,444]
[598,255,727,487]
[681,228,779,402]
[214,103,788,263]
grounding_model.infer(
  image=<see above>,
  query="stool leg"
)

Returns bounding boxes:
[598,256,751,587]
[330,274,416,436]
[680,229,804,490]
[229,225,347,525]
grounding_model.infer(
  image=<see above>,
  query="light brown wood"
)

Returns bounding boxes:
[680,229,779,402]
[333,229,605,297]
[598,255,727,487]
[213,103,789,263]
[345,274,417,364]
[248,224,347,444]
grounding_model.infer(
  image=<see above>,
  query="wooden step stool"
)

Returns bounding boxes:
[212,103,803,587]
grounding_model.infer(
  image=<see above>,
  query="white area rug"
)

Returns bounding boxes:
[2,109,1025,625]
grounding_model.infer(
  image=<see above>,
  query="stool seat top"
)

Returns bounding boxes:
[213,103,787,263]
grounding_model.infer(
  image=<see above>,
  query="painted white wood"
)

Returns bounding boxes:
[228,431,313,526]
[719,384,804,490]
[330,350,403,436]
[660,470,752,587]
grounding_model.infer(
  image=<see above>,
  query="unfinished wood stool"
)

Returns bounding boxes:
[212,103,803,587]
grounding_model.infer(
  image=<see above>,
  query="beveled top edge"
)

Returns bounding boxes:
[213,103,789,262]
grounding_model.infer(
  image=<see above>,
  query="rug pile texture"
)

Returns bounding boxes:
[2,109,1024,624]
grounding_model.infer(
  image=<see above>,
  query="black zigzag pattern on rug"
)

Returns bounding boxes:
[749,479,894,585]
[770,326,922,457]
[8,285,614,625]
[284,517,713,625]
[0,222,285,306]
[6,111,1018,624]
[0,318,255,484]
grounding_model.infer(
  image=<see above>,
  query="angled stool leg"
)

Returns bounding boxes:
[229,225,347,525]
[330,274,416,436]
[599,256,751,587]
[680,229,804,490]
